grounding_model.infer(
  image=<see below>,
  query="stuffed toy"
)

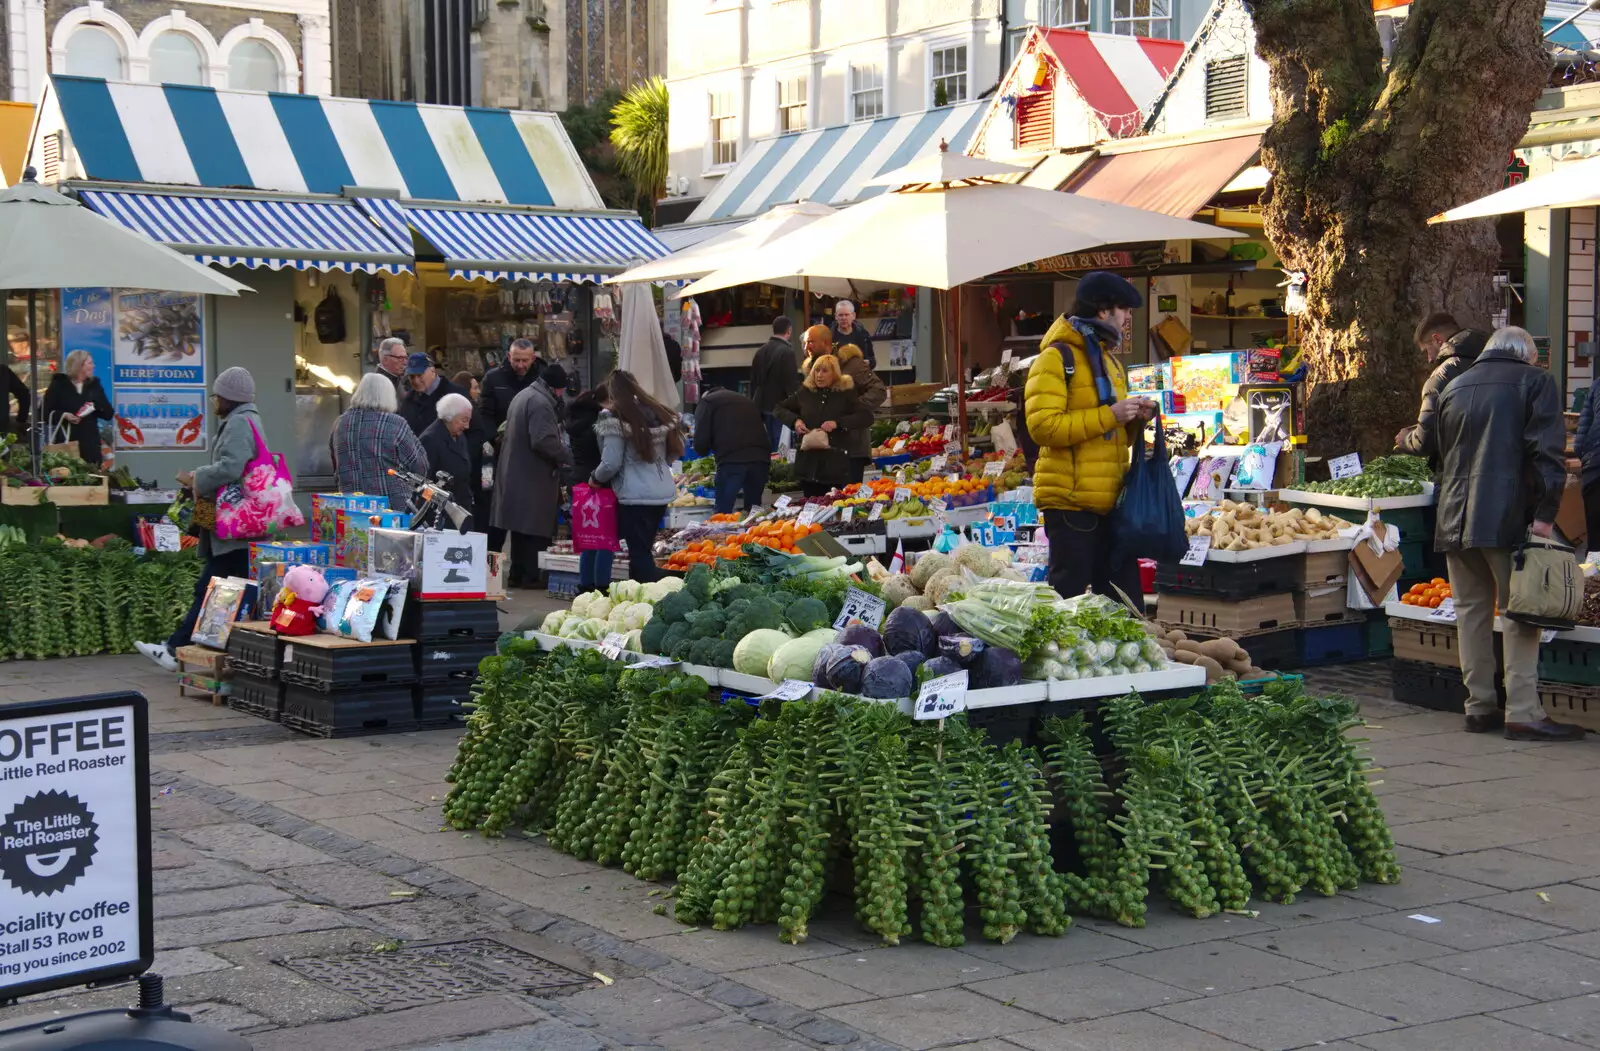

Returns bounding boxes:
[270,564,330,636]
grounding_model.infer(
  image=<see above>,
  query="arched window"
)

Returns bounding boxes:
[227,39,280,91]
[63,25,124,79]
[149,31,204,85]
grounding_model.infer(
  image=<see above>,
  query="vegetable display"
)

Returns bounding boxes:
[1364,455,1429,481]
[445,646,1401,946]
[1185,503,1353,550]
[1299,476,1425,498]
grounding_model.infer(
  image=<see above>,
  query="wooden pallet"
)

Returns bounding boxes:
[176,645,231,706]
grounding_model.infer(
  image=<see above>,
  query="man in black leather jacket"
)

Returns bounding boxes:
[1422,326,1582,742]
[1395,312,1487,459]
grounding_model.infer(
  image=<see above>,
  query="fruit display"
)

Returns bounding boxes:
[444,646,1401,945]
[1185,503,1353,550]
[661,520,826,568]
[1400,578,1452,608]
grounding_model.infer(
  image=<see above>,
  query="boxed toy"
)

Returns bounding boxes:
[369,527,423,581]
[1247,347,1281,384]
[419,531,488,600]
[335,510,408,568]
[1162,411,1226,449]
[1127,361,1173,392]
[248,540,330,580]
[312,493,388,543]
[1172,352,1248,410]
[1150,389,1186,414]
[192,576,257,650]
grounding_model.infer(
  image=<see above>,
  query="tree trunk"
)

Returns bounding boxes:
[1243,0,1549,461]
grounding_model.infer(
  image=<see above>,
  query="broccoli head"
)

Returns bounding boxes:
[685,606,729,641]
[654,588,699,625]
[686,637,724,666]
[683,563,714,604]
[723,583,769,608]
[710,638,738,669]
[639,617,669,655]
[661,621,692,660]
[726,596,785,640]
[783,596,830,634]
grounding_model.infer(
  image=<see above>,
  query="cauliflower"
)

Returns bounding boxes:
[540,610,571,635]
[570,592,595,618]
[610,579,643,603]
[641,578,683,603]
[606,601,651,633]
[587,595,614,622]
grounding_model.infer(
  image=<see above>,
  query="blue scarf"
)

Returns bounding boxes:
[1068,317,1120,406]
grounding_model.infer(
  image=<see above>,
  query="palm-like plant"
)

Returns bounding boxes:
[609,77,670,227]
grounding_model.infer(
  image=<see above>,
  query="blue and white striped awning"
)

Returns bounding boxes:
[404,206,670,282]
[79,189,414,273]
[38,76,604,209]
[686,102,986,223]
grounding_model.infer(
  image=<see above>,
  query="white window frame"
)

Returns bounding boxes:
[1041,0,1091,29]
[218,19,301,93]
[777,74,808,134]
[1111,0,1174,38]
[848,60,886,123]
[709,89,739,168]
[929,43,969,107]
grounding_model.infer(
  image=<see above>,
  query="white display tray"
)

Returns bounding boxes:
[1203,540,1307,563]
[536,552,632,579]
[886,518,939,539]
[944,502,995,528]
[667,505,715,528]
[1305,535,1357,553]
[1043,664,1206,701]
[962,681,1050,708]
[113,489,179,504]
[833,533,888,555]
[1382,601,1600,643]
[1278,484,1436,511]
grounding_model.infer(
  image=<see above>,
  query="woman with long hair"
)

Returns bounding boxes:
[590,370,684,582]
[568,382,615,593]
[774,353,871,497]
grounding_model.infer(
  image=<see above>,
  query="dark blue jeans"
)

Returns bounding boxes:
[578,548,614,591]
[763,414,784,451]
[714,461,770,514]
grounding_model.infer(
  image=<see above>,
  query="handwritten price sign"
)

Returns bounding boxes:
[915,669,969,720]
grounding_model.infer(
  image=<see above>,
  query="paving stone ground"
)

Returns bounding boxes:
[1,593,1598,1050]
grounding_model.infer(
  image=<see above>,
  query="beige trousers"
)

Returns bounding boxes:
[1446,549,1543,724]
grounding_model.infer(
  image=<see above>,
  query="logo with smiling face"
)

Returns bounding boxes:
[0,791,99,897]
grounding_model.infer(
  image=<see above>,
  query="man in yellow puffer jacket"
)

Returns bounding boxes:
[1024,271,1155,605]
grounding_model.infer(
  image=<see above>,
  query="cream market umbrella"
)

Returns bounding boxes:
[1429,153,1600,222]
[616,282,680,412]
[676,147,1233,447]
[0,173,251,469]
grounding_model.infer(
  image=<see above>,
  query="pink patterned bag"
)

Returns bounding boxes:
[214,420,306,541]
[570,482,619,552]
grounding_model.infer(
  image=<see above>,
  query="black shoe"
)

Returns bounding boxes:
[1504,719,1586,742]
[1464,712,1505,734]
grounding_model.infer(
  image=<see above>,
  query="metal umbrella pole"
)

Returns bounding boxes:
[27,288,38,477]
[951,286,967,457]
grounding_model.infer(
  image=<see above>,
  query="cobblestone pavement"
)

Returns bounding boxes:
[1,598,1599,1050]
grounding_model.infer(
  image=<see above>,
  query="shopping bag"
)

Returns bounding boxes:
[1111,415,1187,563]
[1506,533,1583,629]
[213,420,306,541]
[43,417,78,458]
[570,482,619,552]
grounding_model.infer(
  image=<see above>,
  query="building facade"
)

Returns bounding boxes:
[1001,0,1207,61]
[6,0,332,103]
[664,0,1005,212]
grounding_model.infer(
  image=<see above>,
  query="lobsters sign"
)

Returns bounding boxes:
[0,694,152,1000]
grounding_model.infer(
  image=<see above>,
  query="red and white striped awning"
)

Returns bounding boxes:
[1034,28,1184,138]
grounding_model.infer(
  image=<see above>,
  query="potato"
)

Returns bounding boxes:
[1175,639,1206,656]
[1194,655,1226,681]
[1172,649,1199,665]
[1227,656,1254,675]
[1165,630,1188,643]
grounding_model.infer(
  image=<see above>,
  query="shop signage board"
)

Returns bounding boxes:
[111,388,208,451]
[0,692,152,1002]
[111,292,205,387]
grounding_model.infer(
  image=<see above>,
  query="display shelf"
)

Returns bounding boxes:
[1278,484,1436,511]
[1383,601,1600,643]
[1203,540,1307,563]
[886,518,939,539]
[1305,535,1357,554]
[667,506,715,528]
[834,533,888,555]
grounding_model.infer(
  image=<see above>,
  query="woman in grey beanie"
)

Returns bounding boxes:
[136,366,264,671]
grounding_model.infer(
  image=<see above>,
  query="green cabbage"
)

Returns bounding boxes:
[768,634,831,683]
[733,629,793,677]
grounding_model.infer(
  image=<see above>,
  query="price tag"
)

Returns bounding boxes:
[774,494,792,511]
[152,522,182,552]
[983,460,1004,478]
[742,506,764,524]
[1428,598,1456,622]
[628,655,680,669]
[1002,347,1013,364]
[946,473,961,483]
[760,679,813,701]
[944,441,963,456]
[894,486,911,502]
[1180,535,1211,567]
[599,632,628,659]
[929,455,947,474]
[915,669,969,720]
[1542,628,1558,643]
[929,498,948,513]
[797,503,825,527]
[1328,453,1363,479]
[868,502,884,522]
[833,586,887,630]
[841,505,854,523]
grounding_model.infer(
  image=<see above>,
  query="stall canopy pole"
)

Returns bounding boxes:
[27,289,38,476]
[804,277,810,328]
[952,286,967,456]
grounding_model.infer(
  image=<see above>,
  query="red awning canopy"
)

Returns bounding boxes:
[1065,134,1263,217]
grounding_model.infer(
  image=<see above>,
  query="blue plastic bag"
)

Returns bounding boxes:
[1112,416,1188,563]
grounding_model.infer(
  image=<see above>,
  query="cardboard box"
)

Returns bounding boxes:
[369,527,423,580]
[335,510,408,567]
[419,531,488,600]
[1300,549,1351,588]
[1127,362,1173,392]
[1246,347,1281,383]
[1350,524,1404,606]
[248,540,330,580]
[312,492,389,543]
[886,382,942,407]
[1555,466,1586,548]
[1294,585,1354,625]
[1149,389,1186,414]
[254,562,358,614]
[1173,352,1248,410]
[1157,591,1297,635]
[1389,617,1459,666]
[1164,411,1226,447]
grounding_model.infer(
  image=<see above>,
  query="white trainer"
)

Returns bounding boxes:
[135,641,178,672]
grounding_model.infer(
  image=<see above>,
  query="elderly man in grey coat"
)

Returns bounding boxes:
[491,364,570,588]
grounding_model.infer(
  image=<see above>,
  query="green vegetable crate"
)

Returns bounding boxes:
[1537,639,1600,686]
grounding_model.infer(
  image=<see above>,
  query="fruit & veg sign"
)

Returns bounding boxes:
[0,693,151,999]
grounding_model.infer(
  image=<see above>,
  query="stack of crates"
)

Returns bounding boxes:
[405,600,501,726]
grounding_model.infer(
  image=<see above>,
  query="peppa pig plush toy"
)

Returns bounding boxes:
[270,564,330,636]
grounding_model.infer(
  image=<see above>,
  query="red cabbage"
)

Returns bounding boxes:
[971,646,1022,689]
[929,611,963,638]
[814,643,872,693]
[834,624,885,658]
[892,650,927,680]
[938,635,985,665]
[882,606,938,658]
[861,655,914,699]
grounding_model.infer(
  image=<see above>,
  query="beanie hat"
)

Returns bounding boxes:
[541,364,570,390]
[1075,271,1143,311]
[213,367,256,403]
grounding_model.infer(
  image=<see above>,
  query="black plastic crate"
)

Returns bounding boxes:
[1155,557,1300,600]
[227,672,284,722]
[281,684,419,737]
[1390,658,1468,714]
[400,599,501,642]
[226,628,283,681]
[415,682,473,727]
[965,703,1040,747]
[280,638,419,692]
[1295,623,1367,667]
[415,638,498,684]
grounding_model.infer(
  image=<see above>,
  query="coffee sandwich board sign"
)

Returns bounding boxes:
[0,693,152,1002]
